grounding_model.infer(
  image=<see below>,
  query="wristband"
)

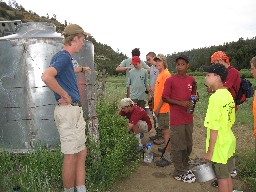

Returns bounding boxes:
[81,67,83,72]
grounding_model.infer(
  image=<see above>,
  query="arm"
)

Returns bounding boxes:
[128,123,135,131]
[74,66,91,74]
[41,67,71,104]
[116,59,132,72]
[154,99,164,116]
[116,66,132,72]
[162,97,192,109]
[204,129,218,161]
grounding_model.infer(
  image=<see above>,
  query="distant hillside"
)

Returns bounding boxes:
[0,0,127,75]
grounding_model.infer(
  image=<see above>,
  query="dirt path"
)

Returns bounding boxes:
[110,120,252,192]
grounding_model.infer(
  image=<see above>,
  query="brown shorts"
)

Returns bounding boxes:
[170,123,193,151]
[213,156,235,179]
[54,105,87,154]
[157,112,170,130]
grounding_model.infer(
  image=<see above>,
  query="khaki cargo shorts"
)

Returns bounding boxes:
[54,105,87,154]
[138,120,148,133]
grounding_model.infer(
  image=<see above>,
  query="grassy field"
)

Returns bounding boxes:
[0,74,255,191]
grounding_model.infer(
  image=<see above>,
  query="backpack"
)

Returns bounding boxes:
[233,77,254,105]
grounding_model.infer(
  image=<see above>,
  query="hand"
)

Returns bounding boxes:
[58,94,72,105]
[154,109,159,117]
[82,67,91,74]
[204,151,213,162]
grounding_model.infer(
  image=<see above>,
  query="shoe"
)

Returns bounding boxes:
[173,171,196,183]
[155,158,171,167]
[230,169,237,178]
[211,179,218,188]
[153,137,164,145]
[181,171,196,183]
[158,147,165,154]
[137,144,143,152]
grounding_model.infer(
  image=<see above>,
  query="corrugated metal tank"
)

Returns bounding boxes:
[0,22,95,152]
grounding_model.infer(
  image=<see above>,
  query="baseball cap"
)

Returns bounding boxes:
[176,55,189,63]
[202,63,227,81]
[131,56,141,65]
[153,54,167,63]
[63,24,91,37]
[210,51,230,64]
[119,98,134,108]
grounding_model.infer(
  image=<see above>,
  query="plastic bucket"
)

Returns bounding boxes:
[192,163,216,182]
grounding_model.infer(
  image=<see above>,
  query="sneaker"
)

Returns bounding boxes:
[153,137,164,145]
[182,171,196,183]
[155,158,171,167]
[211,179,218,188]
[230,169,237,178]
[158,147,165,154]
[173,171,196,183]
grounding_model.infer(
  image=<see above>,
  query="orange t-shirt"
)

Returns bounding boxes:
[153,69,171,113]
[253,90,256,138]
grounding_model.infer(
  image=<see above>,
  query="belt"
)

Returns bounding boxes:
[71,102,82,107]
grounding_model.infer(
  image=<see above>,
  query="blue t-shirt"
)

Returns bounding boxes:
[50,50,80,103]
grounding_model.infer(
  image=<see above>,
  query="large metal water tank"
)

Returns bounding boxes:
[0,22,96,152]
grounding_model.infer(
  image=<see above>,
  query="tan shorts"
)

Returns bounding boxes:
[54,105,87,154]
[138,120,148,133]
[213,156,235,179]
[157,112,170,130]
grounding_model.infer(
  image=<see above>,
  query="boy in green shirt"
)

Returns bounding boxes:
[203,64,236,192]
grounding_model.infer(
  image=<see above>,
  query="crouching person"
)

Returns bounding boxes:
[119,98,152,149]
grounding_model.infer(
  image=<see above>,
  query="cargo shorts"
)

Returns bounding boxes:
[157,112,170,130]
[138,120,148,133]
[212,156,235,179]
[54,104,87,154]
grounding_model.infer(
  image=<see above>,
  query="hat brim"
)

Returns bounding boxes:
[153,57,161,61]
[202,65,213,73]
[176,56,189,63]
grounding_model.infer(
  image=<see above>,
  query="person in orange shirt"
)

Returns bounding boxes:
[250,56,256,139]
[153,54,172,167]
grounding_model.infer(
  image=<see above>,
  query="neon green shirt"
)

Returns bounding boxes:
[204,89,236,164]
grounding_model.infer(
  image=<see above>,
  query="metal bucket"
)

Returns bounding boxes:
[192,163,216,182]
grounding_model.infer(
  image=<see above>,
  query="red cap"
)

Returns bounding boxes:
[131,56,141,65]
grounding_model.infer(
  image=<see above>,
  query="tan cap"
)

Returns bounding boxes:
[153,54,167,63]
[119,98,134,108]
[63,24,91,37]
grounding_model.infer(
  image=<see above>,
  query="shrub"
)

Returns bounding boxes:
[86,99,140,191]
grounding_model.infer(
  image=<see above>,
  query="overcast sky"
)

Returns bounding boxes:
[5,0,256,59]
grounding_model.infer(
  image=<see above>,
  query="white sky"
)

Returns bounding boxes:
[5,0,256,59]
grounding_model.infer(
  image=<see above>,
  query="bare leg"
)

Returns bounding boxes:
[63,154,77,189]
[75,148,87,186]
[218,175,233,192]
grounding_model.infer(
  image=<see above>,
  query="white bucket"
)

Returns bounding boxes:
[192,163,216,182]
